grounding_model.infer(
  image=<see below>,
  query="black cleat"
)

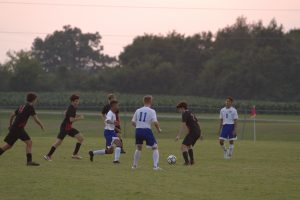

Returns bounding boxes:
[190,160,195,165]
[113,160,120,164]
[89,151,94,162]
[27,161,40,166]
[183,162,190,166]
[121,149,126,154]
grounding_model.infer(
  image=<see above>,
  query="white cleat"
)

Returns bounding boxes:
[72,155,83,160]
[153,166,163,171]
[131,165,137,170]
[224,150,230,159]
[43,155,52,161]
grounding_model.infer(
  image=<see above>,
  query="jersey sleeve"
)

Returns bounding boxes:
[30,106,36,116]
[151,110,158,122]
[182,112,188,122]
[105,111,113,122]
[101,105,110,115]
[233,109,238,119]
[219,110,223,119]
[132,111,137,122]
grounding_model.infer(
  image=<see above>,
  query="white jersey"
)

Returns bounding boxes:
[132,106,158,129]
[219,107,238,125]
[105,110,116,130]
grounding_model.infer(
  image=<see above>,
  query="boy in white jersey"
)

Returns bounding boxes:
[219,97,238,159]
[132,95,162,170]
[89,100,123,164]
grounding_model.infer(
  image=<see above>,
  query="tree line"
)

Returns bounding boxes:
[0,17,299,101]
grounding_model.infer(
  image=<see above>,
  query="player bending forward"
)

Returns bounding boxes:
[175,102,202,166]
[219,96,238,159]
[132,95,162,170]
[89,100,123,164]
[0,93,45,166]
[44,94,84,161]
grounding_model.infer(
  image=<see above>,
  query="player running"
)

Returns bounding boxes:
[175,102,202,166]
[44,94,84,161]
[89,100,123,164]
[0,93,45,166]
[131,95,162,170]
[219,96,238,159]
[101,93,126,153]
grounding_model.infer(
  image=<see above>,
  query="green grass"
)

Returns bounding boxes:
[0,112,300,200]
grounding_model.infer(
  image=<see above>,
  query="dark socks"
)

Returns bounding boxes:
[73,143,81,155]
[182,151,189,164]
[47,146,56,157]
[188,149,194,162]
[0,148,4,155]
[26,153,32,162]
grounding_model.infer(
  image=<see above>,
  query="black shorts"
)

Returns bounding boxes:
[4,127,31,146]
[57,128,79,140]
[182,132,200,146]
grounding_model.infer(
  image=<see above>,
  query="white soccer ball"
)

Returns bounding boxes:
[167,155,177,165]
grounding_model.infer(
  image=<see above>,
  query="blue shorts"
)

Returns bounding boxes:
[104,130,119,148]
[219,124,237,141]
[135,128,157,147]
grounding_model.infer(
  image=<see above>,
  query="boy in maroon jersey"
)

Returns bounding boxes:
[0,93,45,166]
[44,94,84,161]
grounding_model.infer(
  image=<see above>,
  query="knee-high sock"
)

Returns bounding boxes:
[153,149,159,168]
[229,144,234,156]
[182,151,189,164]
[73,143,81,155]
[133,150,141,167]
[26,153,32,162]
[47,146,56,157]
[93,149,106,155]
[114,147,121,161]
[188,149,194,162]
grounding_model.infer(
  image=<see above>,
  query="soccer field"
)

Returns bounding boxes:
[0,112,300,200]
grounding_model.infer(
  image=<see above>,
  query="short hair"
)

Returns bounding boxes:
[226,96,234,102]
[143,95,153,104]
[26,92,37,103]
[110,100,118,107]
[107,93,115,101]
[176,101,188,109]
[70,94,80,102]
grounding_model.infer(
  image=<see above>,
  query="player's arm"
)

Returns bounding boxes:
[154,121,162,133]
[233,119,237,135]
[105,112,115,124]
[131,111,137,127]
[70,115,84,122]
[219,119,223,132]
[8,112,16,129]
[32,115,45,131]
[175,122,187,141]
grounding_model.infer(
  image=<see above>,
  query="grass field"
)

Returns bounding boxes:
[0,111,300,200]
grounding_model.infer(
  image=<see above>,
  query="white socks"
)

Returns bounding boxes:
[133,150,141,167]
[93,149,106,155]
[228,144,234,156]
[153,149,159,168]
[114,147,121,161]
[221,144,227,151]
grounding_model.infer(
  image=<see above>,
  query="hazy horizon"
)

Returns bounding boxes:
[0,0,300,63]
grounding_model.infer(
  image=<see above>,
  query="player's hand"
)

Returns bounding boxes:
[79,115,84,120]
[40,125,45,131]
[114,121,120,126]
[199,135,204,141]
[175,135,180,141]
[158,128,162,133]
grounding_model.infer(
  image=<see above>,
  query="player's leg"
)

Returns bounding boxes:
[146,129,160,170]
[0,128,19,156]
[19,130,39,166]
[89,130,114,162]
[44,134,64,161]
[0,143,12,155]
[181,144,190,165]
[132,144,142,169]
[188,134,200,165]
[112,138,122,163]
[227,125,236,159]
[219,125,229,159]
[72,131,84,159]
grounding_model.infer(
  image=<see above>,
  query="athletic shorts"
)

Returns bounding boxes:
[104,130,119,148]
[4,127,31,146]
[219,124,237,141]
[182,132,200,146]
[135,128,157,148]
[57,128,79,140]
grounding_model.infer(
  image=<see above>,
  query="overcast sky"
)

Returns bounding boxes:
[0,0,300,62]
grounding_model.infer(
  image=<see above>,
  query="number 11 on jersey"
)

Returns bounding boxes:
[139,112,147,122]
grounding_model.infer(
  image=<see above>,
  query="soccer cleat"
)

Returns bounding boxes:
[183,162,190,166]
[224,149,229,159]
[72,155,82,160]
[27,161,40,166]
[121,149,126,154]
[190,160,195,165]
[153,166,163,170]
[131,165,137,170]
[43,155,52,161]
[88,151,94,162]
[113,160,120,164]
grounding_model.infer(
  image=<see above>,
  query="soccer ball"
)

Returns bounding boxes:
[167,155,176,165]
